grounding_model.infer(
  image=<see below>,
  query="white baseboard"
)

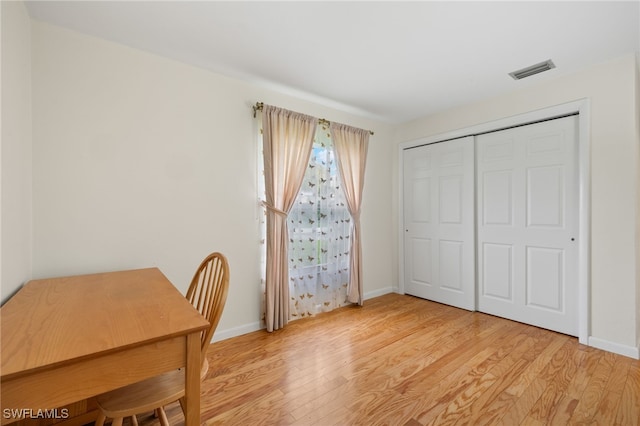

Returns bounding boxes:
[364,286,396,300]
[212,321,264,342]
[588,336,640,360]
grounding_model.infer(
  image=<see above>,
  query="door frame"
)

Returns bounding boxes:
[398,99,590,345]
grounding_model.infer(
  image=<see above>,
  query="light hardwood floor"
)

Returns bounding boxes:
[139,293,640,425]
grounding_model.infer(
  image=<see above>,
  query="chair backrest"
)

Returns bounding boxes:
[185,252,230,363]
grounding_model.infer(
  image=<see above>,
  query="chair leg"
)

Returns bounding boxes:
[178,397,186,415]
[95,412,106,426]
[131,414,139,426]
[111,417,124,426]
[157,407,169,426]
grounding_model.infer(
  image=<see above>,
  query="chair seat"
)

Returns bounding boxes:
[96,359,209,418]
[96,370,184,418]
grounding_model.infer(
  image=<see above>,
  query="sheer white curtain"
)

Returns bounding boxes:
[288,124,351,318]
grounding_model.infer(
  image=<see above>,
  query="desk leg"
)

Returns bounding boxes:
[184,332,201,426]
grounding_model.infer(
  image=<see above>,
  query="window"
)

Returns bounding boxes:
[258,123,350,320]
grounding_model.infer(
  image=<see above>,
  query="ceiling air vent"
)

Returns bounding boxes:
[509,59,555,80]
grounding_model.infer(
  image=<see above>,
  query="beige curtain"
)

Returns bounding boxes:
[262,105,317,332]
[330,122,369,305]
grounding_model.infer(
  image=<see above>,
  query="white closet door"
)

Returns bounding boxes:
[477,116,578,336]
[403,137,475,310]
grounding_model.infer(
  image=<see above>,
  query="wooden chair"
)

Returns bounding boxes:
[95,252,230,426]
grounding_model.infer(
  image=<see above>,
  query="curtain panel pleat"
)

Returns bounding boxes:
[330,122,369,305]
[262,105,317,332]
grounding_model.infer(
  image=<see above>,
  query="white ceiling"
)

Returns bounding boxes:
[25,1,640,123]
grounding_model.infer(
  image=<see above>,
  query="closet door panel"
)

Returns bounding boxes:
[477,116,578,336]
[403,137,475,310]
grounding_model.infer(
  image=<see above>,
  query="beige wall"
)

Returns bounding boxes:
[1,1,33,304]
[4,3,638,356]
[395,53,640,355]
[29,22,395,337]
[635,53,640,349]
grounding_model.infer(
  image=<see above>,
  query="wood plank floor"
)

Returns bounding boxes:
[139,293,640,425]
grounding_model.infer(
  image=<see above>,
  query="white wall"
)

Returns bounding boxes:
[30,22,395,337]
[395,53,640,356]
[1,1,33,304]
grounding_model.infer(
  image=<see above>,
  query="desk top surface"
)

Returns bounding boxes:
[1,267,209,380]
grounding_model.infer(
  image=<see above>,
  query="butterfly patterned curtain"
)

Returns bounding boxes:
[287,124,351,318]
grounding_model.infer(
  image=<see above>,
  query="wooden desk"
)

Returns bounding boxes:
[1,268,209,426]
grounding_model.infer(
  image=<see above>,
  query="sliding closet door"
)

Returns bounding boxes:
[477,116,578,336]
[403,137,475,310]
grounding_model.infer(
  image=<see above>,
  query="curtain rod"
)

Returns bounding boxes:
[252,102,374,136]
